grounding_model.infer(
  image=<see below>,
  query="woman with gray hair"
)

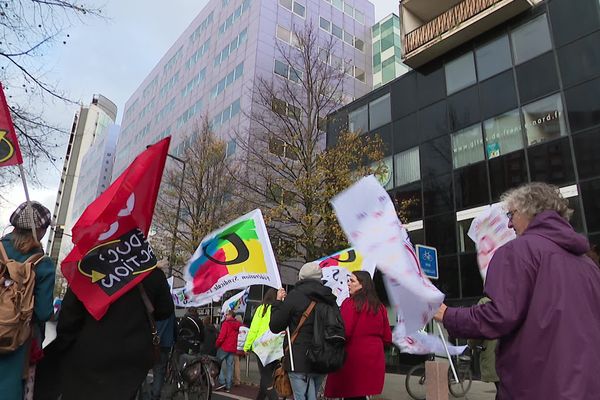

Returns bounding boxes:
[434,182,600,400]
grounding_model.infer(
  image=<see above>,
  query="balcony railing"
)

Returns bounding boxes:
[405,0,503,54]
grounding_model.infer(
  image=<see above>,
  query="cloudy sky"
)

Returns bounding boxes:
[0,0,399,240]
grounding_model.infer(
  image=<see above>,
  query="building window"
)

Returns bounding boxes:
[319,17,330,32]
[276,25,299,47]
[475,34,512,81]
[510,14,552,65]
[452,124,485,169]
[226,139,236,158]
[354,66,366,83]
[522,93,567,146]
[483,109,523,159]
[369,94,391,131]
[348,104,368,134]
[373,156,393,190]
[332,23,343,40]
[280,0,304,17]
[394,147,420,187]
[268,137,298,160]
[445,52,476,95]
[292,1,305,17]
[274,59,301,83]
[279,0,292,10]
[271,98,301,120]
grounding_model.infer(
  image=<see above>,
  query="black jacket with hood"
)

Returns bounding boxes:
[269,278,337,373]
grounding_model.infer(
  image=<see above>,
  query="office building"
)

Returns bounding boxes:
[49,94,117,263]
[70,124,120,223]
[112,0,376,179]
[328,0,600,304]
[372,13,410,88]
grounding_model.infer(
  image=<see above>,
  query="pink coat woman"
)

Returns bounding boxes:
[325,271,392,399]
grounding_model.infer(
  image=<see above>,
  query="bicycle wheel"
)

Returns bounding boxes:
[183,362,212,400]
[405,364,427,400]
[448,367,473,398]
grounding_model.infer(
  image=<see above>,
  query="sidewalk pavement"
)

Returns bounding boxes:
[217,354,497,400]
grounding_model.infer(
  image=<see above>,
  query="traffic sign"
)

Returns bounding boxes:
[416,244,438,280]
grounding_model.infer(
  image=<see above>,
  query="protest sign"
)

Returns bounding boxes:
[331,175,444,337]
[182,209,280,306]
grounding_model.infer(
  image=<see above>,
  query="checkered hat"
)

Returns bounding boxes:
[9,201,52,230]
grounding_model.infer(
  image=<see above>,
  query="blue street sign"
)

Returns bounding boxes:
[416,244,438,280]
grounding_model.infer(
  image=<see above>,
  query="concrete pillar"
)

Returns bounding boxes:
[425,360,448,400]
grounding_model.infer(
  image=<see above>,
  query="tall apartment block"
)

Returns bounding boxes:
[49,94,117,264]
[112,0,375,177]
[372,13,410,88]
[70,123,120,224]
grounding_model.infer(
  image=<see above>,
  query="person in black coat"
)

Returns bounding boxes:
[269,262,337,400]
[176,307,205,354]
[46,268,174,400]
[201,316,218,356]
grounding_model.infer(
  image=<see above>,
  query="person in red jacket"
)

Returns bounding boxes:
[215,310,242,392]
[324,271,392,400]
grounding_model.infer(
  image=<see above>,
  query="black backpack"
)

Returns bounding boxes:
[306,301,346,373]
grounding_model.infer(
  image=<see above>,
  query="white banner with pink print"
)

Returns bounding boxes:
[331,175,444,338]
[467,204,516,281]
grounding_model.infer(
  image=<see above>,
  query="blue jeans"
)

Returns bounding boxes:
[288,372,325,400]
[150,347,170,400]
[217,349,235,389]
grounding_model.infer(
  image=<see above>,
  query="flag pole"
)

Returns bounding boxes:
[435,321,459,383]
[18,164,39,246]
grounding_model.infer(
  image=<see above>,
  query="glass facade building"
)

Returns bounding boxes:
[328,0,600,304]
[113,0,375,179]
[372,14,410,88]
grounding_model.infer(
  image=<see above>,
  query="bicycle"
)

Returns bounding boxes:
[405,352,473,400]
[161,348,220,400]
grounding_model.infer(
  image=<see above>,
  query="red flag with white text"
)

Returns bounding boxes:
[0,83,24,167]
[61,137,170,320]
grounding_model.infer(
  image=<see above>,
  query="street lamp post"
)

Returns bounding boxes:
[168,154,186,278]
[147,144,187,278]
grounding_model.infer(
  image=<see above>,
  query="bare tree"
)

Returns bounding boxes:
[233,23,385,266]
[153,118,243,277]
[0,1,103,183]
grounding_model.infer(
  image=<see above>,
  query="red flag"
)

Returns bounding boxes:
[0,83,24,167]
[61,137,171,320]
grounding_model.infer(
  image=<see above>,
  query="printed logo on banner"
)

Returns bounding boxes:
[78,228,157,295]
[188,218,266,294]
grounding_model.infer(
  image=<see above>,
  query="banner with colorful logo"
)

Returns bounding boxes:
[220,288,249,319]
[182,209,280,306]
[0,83,23,167]
[316,248,375,305]
[467,204,515,281]
[331,175,444,337]
[61,137,170,320]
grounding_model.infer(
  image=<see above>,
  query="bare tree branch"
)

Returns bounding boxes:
[231,23,386,262]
